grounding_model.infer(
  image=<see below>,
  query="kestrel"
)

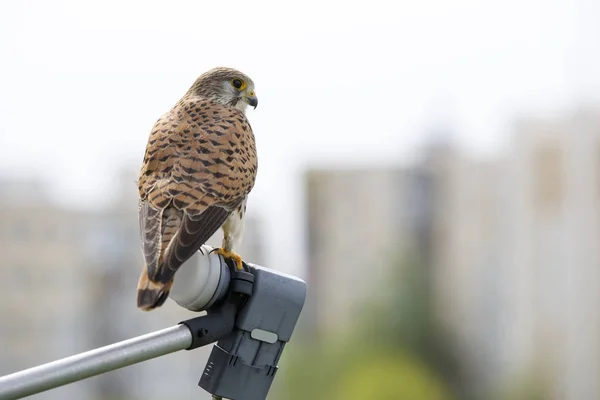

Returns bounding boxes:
[136,67,258,311]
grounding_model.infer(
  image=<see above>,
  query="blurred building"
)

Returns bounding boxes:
[301,107,600,400]
[498,108,600,400]
[0,179,92,400]
[0,168,265,400]
[423,141,509,396]
[302,162,435,339]
[442,108,600,399]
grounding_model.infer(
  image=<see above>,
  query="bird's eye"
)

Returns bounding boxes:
[231,78,246,90]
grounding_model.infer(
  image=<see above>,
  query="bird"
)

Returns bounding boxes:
[136,67,258,311]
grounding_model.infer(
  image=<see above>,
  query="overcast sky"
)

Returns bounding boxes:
[1,0,600,275]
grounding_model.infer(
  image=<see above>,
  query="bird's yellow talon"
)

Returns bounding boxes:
[214,248,244,271]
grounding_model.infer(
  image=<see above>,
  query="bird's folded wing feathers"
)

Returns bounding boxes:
[163,206,231,277]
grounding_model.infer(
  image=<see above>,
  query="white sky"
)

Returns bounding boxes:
[1,0,600,275]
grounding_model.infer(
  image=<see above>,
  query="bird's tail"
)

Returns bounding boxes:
[136,267,173,311]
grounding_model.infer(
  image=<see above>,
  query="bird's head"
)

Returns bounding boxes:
[188,67,258,113]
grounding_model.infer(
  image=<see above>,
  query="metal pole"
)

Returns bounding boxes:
[0,324,192,400]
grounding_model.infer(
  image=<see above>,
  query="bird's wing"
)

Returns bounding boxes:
[138,97,257,283]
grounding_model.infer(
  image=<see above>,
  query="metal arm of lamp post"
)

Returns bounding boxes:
[0,246,307,400]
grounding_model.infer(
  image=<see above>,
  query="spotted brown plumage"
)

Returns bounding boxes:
[136,67,258,311]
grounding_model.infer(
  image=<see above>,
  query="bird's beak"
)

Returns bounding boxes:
[245,91,258,109]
